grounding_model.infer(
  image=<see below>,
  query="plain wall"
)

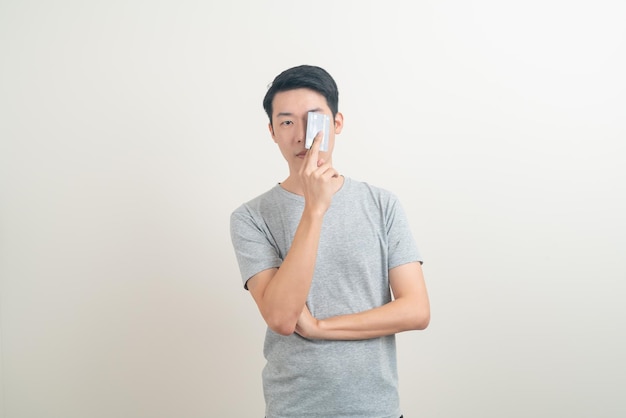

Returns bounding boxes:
[1,1,624,417]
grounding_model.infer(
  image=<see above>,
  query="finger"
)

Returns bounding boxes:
[307,130,324,155]
[303,131,324,171]
[327,168,340,179]
[312,130,324,148]
[316,164,340,180]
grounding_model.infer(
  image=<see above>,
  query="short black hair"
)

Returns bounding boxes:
[263,65,339,125]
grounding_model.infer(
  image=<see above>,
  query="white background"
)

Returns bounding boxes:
[1,1,624,417]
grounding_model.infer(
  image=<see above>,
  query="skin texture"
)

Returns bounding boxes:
[247,88,430,339]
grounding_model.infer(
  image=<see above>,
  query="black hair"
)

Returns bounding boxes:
[262,65,339,125]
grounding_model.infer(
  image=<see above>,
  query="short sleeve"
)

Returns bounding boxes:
[385,195,423,269]
[230,206,283,289]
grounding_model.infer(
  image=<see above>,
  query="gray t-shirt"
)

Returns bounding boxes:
[230,177,422,418]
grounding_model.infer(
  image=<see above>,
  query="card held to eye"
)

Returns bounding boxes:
[305,112,330,152]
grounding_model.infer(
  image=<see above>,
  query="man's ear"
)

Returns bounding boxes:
[333,112,344,134]
[268,122,276,142]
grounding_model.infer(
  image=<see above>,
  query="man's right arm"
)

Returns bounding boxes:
[247,133,339,336]
[246,210,324,336]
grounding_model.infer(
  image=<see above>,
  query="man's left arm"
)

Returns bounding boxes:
[295,261,430,340]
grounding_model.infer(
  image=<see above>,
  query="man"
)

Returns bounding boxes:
[230,65,430,418]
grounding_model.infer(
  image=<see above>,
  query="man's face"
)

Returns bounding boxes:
[269,88,343,172]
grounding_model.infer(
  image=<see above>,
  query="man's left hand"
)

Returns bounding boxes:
[294,305,321,339]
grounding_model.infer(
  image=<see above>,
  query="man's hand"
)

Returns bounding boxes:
[300,131,340,217]
[246,132,342,337]
[295,304,321,339]
[294,263,429,341]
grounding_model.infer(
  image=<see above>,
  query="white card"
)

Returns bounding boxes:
[305,112,330,152]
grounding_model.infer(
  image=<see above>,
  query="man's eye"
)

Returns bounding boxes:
[281,121,293,126]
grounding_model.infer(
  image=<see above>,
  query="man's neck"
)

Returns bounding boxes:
[279,174,344,196]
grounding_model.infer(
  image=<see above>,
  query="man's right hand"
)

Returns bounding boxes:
[299,131,340,216]
[247,132,339,336]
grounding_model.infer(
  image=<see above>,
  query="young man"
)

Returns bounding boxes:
[230,65,430,418]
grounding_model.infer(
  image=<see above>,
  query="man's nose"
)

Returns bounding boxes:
[296,121,306,143]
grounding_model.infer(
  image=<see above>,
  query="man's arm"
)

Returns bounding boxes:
[247,133,340,336]
[295,262,430,340]
[246,211,323,336]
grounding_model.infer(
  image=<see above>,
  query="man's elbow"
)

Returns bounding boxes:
[408,306,430,331]
[413,312,430,330]
[266,314,297,336]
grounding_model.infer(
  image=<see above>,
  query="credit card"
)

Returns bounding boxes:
[305,112,330,152]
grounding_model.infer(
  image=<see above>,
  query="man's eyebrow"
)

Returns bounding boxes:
[275,108,324,118]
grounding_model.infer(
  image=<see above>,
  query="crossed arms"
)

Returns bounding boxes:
[246,134,430,340]
[248,260,430,340]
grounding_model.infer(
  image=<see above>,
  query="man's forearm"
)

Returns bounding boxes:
[303,297,429,341]
[256,210,324,334]
[296,262,430,340]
